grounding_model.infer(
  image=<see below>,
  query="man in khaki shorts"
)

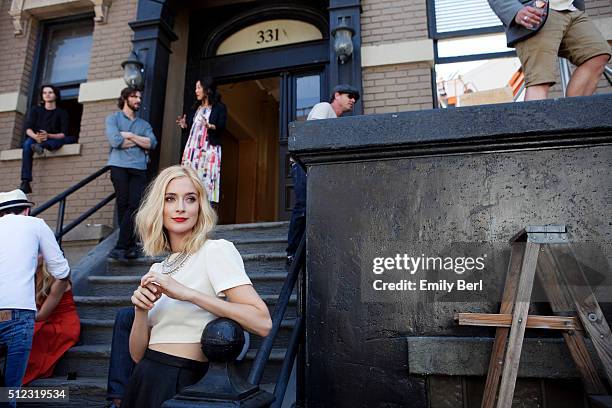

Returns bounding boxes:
[488,0,611,101]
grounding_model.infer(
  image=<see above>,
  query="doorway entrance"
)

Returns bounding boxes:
[217,77,280,225]
[215,70,325,225]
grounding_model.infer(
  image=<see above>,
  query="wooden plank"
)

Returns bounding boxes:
[496,241,540,408]
[407,336,591,378]
[456,313,581,331]
[537,245,606,395]
[481,242,525,408]
[547,244,612,390]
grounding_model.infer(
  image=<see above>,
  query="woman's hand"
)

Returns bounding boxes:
[176,114,188,129]
[141,271,194,301]
[131,283,162,310]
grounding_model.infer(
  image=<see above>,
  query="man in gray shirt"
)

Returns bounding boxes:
[106,87,157,260]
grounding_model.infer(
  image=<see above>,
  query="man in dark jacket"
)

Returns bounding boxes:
[20,85,77,194]
[488,0,610,100]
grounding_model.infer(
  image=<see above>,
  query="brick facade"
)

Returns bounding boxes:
[0,1,137,230]
[0,2,39,148]
[586,0,612,18]
[361,0,432,113]
[362,62,433,114]
[361,0,429,46]
[88,0,138,81]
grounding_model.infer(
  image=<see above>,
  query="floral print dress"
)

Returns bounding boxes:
[181,106,222,203]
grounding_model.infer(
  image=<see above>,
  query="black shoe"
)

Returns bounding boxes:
[31,143,44,155]
[124,247,142,260]
[108,248,126,260]
[286,255,295,269]
[19,180,32,194]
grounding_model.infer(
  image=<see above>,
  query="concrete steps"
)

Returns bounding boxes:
[44,222,293,407]
[54,344,287,385]
[23,377,108,408]
[75,293,297,320]
[79,316,297,348]
[86,270,289,296]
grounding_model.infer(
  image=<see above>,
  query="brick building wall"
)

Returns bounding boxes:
[361,0,432,114]
[0,2,39,150]
[361,0,428,45]
[0,0,137,230]
[362,62,433,113]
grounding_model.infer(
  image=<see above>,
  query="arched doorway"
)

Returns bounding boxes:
[184,3,330,224]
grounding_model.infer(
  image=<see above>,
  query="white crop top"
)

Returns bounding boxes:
[147,239,252,344]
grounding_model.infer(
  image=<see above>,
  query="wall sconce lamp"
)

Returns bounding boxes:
[121,50,145,90]
[332,17,355,64]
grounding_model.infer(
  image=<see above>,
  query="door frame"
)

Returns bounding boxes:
[199,42,329,221]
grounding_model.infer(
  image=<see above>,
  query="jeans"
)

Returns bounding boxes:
[21,136,77,181]
[286,163,307,257]
[110,167,147,250]
[0,309,35,408]
[107,307,135,401]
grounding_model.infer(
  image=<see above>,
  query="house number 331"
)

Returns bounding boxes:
[256,28,280,44]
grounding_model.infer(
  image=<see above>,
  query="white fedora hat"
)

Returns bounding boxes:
[0,189,34,212]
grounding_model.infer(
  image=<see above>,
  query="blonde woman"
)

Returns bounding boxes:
[121,165,271,408]
[22,257,80,384]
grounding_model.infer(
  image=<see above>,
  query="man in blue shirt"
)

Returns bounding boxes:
[105,87,157,260]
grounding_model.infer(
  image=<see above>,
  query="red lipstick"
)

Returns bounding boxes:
[173,217,187,223]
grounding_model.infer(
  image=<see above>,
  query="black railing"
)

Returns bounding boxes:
[248,235,306,405]
[31,166,115,246]
[604,65,612,86]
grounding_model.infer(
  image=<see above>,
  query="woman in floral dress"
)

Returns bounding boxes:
[177,79,227,203]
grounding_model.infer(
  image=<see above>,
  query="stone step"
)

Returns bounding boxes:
[23,377,286,408]
[54,344,287,384]
[78,318,115,345]
[22,376,107,408]
[212,221,289,241]
[105,252,288,276]
[75,294,297,320]
[54,345,110,378]
[79,315,297,348]
[221,236,287,254]
[239,348,288,385]
[86,271,289,296]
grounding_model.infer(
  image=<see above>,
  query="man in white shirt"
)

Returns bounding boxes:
[0,189,69,402]
[488,0,610,101]
[286,84,360,265]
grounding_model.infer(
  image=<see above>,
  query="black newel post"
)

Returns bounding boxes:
[162,318,275,408]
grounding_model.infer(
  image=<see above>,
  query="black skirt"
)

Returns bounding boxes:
[122,348,209,408]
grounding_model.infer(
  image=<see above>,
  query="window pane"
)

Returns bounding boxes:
[437,33,511,58]
[435,57,524,108]
[43,23,93,85]
[296,75,320,121]
[434,0,502,33]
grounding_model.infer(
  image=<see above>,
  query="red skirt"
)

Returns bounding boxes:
[22,290,80,385]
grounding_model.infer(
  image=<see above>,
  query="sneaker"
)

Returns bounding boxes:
[286,255,295,269]
[108,248,126,260]
[19,180,32,194]
[31,143,44,155]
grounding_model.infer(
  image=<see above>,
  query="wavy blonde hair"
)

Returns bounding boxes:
[136,165,217,256]
[35,260,54,305]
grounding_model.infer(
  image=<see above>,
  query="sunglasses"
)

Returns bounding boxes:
[342,93,358,100]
